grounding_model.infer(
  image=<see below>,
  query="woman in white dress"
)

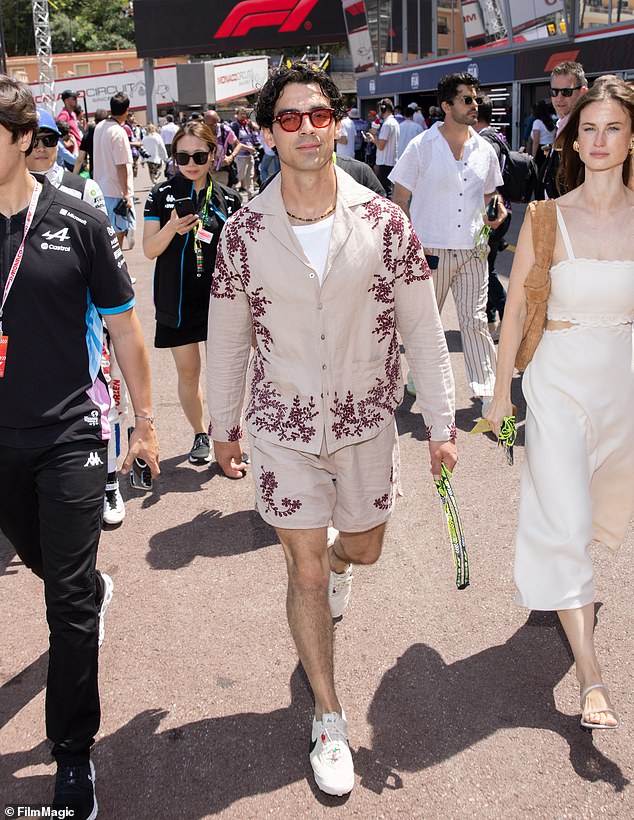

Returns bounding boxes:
[486,78,634,730]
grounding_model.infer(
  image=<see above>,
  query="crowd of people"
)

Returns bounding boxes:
[0,57,633,818]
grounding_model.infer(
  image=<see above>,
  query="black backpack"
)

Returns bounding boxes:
[481,129,538,203]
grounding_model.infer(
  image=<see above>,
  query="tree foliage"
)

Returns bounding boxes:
[2,0,135,56]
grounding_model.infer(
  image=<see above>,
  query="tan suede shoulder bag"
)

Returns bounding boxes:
[515,199,557,372]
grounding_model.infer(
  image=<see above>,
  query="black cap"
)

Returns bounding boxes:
[61,89,77,101]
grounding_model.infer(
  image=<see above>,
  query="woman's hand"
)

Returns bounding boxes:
[168,208,199,236]
[484,395,514,439]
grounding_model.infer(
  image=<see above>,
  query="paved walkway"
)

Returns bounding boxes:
[1,171,632,818]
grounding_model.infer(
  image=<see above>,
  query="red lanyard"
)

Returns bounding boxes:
[0,179,41,337]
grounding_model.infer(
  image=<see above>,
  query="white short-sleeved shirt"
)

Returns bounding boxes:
[389,122,503,250]
[336,116,357,159]
[532,118,556,146]
[160,121,179,146]
[398,119,424,157]
[376,115,399,166]
[93,119,133,199]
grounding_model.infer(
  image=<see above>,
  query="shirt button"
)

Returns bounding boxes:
[309,273,315,278]
[459,193,463,196]
[318,303,323,310]
[457,224,461,228]
[321,334,325,340]
[322,364,327,370]
[458,209,462,212]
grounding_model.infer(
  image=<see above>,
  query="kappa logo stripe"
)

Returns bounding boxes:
[215,0,318,38]
[84,451,104,467]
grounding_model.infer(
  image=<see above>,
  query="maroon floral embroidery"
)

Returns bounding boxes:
[426,425,433,441]
[227,426,243,441]
[374,468,395,510]
[449,422,457,441]
[211,244,242,300]
[373,307,395,343]
[249,287,273,353]
[222,209,265,289]
[259,467,302,518]
[331,336,401,439]
[246,353,318,444]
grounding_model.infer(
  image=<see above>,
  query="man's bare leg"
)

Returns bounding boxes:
[329,522,387,574]
[277,526,340,720]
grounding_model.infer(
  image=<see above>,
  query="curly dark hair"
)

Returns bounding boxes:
[437,72,479,110]
[254,62,346,129]
[0,75,37,155]
[558,77,634,193]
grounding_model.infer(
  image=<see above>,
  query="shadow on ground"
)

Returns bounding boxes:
[147,508,277,569]
[356,607,628,794]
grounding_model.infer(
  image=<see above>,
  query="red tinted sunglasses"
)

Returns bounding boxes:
[272,108,335,132]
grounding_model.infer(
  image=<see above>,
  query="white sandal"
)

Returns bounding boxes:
[580,683,620,730]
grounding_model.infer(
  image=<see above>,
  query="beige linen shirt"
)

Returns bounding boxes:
[207,166,455,455]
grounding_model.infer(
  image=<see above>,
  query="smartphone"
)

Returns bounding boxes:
[127,427,153,490]
[425,254,440,270]
[486,195,499,221]
[174,197,196,218]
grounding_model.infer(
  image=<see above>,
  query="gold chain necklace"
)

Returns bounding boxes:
[286,203,336,223]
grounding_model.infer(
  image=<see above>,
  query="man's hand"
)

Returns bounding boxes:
[121,421,160,478]
[484,198,508,231]
[429,439,458,480]
[214,440,247,479]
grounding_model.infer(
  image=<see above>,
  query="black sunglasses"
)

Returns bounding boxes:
[272,108,334,132]
[549,86,583,98]
[33,132,59,148]
[174,150,210,166]
[456,95,483,106]
[548,85,582,97]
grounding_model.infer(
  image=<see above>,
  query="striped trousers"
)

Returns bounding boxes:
[426,247,496,398]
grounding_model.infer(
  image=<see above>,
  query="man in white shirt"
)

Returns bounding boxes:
[398,104,424,157]
[93,92,134,250]
[336,111,356,159]
[409,101,427,130]
[366,98,399,197]
[159,114,179,156]
[390,73,508,413]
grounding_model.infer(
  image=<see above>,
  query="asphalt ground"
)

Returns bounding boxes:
[1,171,633,818]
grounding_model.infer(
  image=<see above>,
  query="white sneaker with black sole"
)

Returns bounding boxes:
[97,573,114,648]
[310,711,354,796]
[103,481,125,526]
[327,527,353,619]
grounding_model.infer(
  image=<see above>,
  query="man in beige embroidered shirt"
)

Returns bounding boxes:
[206,63,456,797]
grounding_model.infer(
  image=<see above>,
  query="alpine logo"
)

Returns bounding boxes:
[42,227,70,242]
[84,451,104,467]
[215,0,318,38]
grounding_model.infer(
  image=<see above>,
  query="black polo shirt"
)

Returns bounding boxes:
[0,176,135,447]
[144,173,241,329]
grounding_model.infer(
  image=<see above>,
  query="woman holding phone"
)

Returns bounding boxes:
[143,122,241,464]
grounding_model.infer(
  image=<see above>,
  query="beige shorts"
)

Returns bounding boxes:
[249,423,400,532]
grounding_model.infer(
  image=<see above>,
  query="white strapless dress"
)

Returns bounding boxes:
[515,206,634,610]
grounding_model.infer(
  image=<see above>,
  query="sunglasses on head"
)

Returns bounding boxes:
[174,150,210,166]
[272,108,334,132]
[34,132,59,148]
[456,95,483,106]
[549,86,583,98]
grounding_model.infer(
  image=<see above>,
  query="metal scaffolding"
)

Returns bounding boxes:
[32,0,55,112]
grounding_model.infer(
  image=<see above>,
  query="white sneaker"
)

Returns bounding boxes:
[97,573,114,648]
[103,481,125,525]
[310,711,354,796]
[327,528,353,619]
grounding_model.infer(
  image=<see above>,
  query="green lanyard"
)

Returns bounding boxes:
[434,464,470,590]
[194,178,213,273]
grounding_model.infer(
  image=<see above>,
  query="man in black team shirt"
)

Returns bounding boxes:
[0,77,159,819]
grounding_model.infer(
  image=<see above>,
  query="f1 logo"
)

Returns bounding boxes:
[215,0,319,38]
